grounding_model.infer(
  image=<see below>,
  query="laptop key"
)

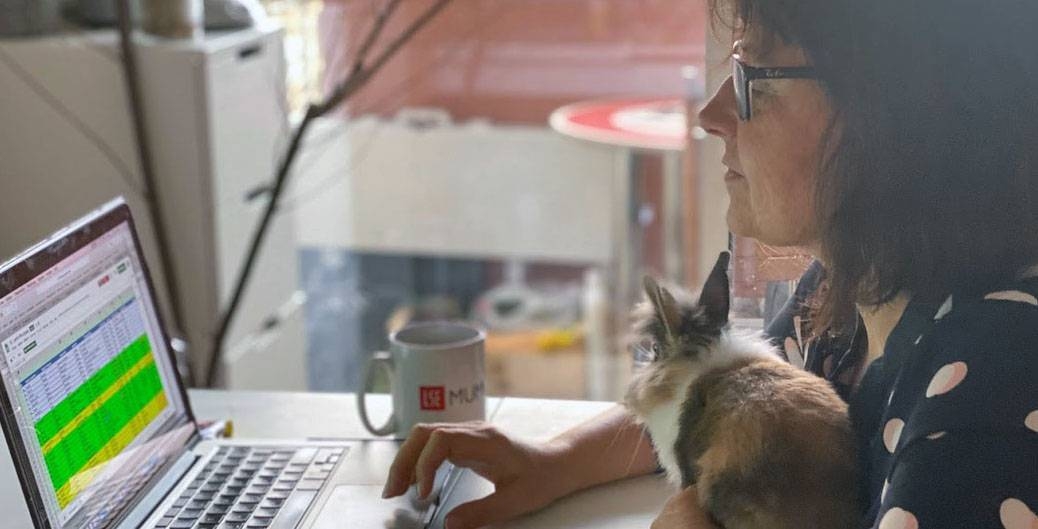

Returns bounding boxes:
[267,490,318,529]
[170,519,195,529]
[237,494,263,505]
[232,503,257,514]
[251,507,279,519]
[154,516,174,528]
[259,497,285,509]
[219,522,246,529]
[246,518,272,529]
[208,504,231,515]
[201,513,225,524]
[226,512,251,523]
[289,448,316,465]
[178,508,203,520]
[295,479,324,491]
[303,470,330,481]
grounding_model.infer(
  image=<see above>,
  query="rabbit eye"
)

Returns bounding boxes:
[651,342,661,360]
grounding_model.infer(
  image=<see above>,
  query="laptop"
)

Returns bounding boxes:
[0,199,490,529]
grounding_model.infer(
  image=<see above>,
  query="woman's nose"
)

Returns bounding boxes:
[698,75,738,141]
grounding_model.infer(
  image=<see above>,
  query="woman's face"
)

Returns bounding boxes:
[698,37,832,248]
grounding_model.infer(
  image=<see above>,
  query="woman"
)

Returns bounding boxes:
[383,0,1038,527]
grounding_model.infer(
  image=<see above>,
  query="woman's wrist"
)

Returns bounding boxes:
[539,436,584,499]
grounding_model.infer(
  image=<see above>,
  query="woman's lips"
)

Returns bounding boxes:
[725,169,745,181]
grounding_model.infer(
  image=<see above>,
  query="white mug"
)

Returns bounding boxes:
[357,322,487,438]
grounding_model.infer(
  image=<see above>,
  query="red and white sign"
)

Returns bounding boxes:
[549,98,688,152]
[419,386,446,411]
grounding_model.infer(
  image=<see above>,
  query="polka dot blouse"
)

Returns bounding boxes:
[766,262,1038,529]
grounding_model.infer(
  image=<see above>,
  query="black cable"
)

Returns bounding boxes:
[115,0,190,380]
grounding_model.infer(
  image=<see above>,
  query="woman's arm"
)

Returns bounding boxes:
[382,404,658,529]
[549,404,661,495]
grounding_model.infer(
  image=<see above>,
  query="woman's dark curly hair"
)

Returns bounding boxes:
[710,0,1038,330]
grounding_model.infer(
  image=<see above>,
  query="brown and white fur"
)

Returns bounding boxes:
[624,252,859,529]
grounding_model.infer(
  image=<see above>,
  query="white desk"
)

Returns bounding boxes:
[1,390,669,529]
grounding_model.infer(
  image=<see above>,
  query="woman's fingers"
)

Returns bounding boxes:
[414,429,453,498]
[384,423,443,498]
[413,424,507,498]
[384,422,501,499]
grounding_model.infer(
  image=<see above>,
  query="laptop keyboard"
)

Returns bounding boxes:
[152,445,344,529]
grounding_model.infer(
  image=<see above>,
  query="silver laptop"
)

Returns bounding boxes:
[0,199,489,529]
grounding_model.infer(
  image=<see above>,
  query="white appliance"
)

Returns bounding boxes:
[0,23,306,389]
[291,112,623,265]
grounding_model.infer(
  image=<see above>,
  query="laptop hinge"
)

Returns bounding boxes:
[112,450,198,529]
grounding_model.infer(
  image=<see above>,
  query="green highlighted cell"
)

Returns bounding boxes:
[31,334,166,507]
[34,335,151,444]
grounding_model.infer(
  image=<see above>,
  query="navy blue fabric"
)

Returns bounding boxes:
[767,265,1038,528]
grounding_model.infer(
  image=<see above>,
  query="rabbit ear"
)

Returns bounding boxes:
[698,252,731,328]
[643,276,680,343]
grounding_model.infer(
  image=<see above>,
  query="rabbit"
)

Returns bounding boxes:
[624,252,860,529]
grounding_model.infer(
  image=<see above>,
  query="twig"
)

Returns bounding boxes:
[205,0,454,387]
[115,0,189,350]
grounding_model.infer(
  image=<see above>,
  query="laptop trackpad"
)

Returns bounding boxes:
[311,485,426,529]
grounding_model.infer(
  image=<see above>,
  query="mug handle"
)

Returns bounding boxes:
[358,351,396,436]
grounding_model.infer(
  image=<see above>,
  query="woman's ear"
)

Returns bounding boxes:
[698,252,731,329]
[643,276,681,344]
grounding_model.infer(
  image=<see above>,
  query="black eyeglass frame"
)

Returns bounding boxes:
[732,55,817,121]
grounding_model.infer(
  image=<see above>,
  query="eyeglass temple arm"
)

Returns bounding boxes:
[743,64,817,80]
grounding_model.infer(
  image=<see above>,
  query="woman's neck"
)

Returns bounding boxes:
[857,294,911,367]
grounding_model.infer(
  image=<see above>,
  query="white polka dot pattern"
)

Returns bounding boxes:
[984,290,1038,306]
[934,295,954,320]
[878,507,919,529]
[784,337,805,370]
[925,362,968,398]
[884,419,905,454]
[999,498,1038,529]
[1026,411,1038,433]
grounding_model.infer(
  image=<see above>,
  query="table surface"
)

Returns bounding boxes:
[1,390,669,529]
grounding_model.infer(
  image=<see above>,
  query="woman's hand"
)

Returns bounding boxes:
[382,421,573,529]
[651,487,720,529]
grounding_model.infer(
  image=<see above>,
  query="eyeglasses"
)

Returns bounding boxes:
[732,41,817,121]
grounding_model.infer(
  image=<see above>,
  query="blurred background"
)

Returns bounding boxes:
[0,0,811,401]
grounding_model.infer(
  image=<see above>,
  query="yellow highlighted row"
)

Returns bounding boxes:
[55,391,168,508]
[41,353,156,455]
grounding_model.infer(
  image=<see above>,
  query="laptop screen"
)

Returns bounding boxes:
[0,200,195,529]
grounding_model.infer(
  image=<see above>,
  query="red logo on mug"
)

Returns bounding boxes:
[420,386,446,411]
